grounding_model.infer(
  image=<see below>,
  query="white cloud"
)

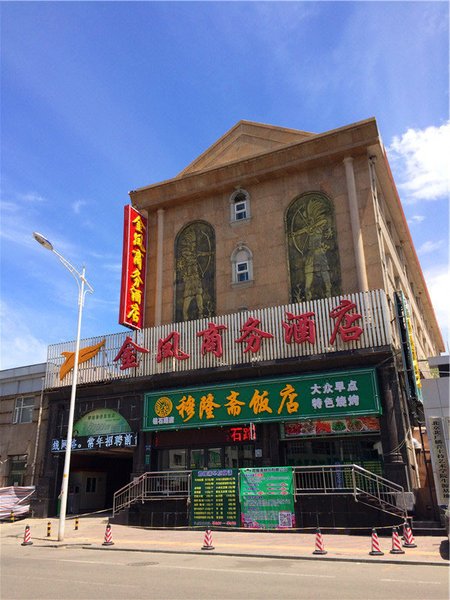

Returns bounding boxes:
[407,215,425,225]
[72,200,87,214]
[418,240,445,255]
[0,300,48,369]
[387,122,450,203]
[424,264,450,350]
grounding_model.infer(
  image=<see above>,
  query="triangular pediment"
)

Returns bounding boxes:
[178,120,315,176]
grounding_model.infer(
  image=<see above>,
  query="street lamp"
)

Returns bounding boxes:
[33,232,93,541]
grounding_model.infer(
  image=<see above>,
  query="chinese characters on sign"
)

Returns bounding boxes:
[191,469,239,527]
[114,336,149,370]
[119,205,148,330]
[144,369,380,431]
[240,467,296,530]
[144,301,363,365]
[428,417,449,506]
[51,432,138,452]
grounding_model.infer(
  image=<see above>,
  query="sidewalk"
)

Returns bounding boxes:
[1,516,448,567]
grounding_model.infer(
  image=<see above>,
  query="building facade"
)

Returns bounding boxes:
[0,363,48,515]
[39,119,444,526]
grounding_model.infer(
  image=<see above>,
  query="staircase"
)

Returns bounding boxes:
[113,464,408,521]
[293,464,408,520]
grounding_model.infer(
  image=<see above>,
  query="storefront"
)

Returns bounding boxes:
[144,367,383,476]
[50,408,136,513]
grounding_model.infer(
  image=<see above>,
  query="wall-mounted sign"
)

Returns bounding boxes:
[281,416,380,438]
[119,205,148,330]
[428,417,449,506]
[59,339,105,381]
[51,432,138,453]
[73,409,131,436]
[191,469,239,527]
[240,467,295,529]
[143,369,381,431]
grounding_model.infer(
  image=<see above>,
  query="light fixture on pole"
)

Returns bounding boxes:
[33,232,93,541]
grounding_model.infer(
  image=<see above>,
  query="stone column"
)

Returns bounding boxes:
[343,157,369,292]
[155,208,164,325]
[379,367,409,489]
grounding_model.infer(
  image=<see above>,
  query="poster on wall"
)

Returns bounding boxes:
[191,469,239,527]
[239,467,295,530]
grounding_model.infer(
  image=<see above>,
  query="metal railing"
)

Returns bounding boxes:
[113,464,407,520]
[293,464,407,518]
[113,471,191,516]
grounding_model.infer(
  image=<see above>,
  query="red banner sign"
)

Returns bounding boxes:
[119,205,148,330]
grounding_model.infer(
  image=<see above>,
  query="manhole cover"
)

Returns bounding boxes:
[127,561,159,567]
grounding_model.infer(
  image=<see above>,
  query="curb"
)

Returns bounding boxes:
[80,545,449,567]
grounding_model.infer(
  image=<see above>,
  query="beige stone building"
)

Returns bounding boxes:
[131,118,442,364]
[41,118,444,528]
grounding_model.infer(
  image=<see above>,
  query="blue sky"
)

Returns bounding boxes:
[1,1,448,369]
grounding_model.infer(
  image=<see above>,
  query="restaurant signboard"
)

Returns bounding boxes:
[143,368,381,431]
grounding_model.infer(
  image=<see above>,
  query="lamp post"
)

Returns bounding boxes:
[33,232,93,541]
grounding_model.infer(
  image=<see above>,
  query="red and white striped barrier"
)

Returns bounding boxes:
[389,527,405,554]
[201,529,214,550]
[312,528,327,555]
[102,523,114,546]
[402,522,417,548]
[369,528,384,556]
[21,525,33,546]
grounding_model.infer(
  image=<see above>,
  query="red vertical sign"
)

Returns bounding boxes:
[119,205,148,330]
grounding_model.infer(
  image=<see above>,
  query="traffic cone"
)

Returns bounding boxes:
[389,527,405,554]
[402,521,417,548]
[21,525,33,546]
[369,528,384,556]
[102,523,114,546]
[201,529,214,550]
[312,528,327,555]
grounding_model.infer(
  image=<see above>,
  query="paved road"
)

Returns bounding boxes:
[2,544,449,600]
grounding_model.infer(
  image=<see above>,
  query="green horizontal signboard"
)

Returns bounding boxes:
[143,368,380,431]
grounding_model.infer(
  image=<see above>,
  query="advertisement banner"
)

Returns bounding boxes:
[51,432,138,453]
[239,467,295,529]
[282,416,380,438]
[119,205,148,330]
[191,469,239,527]
[143,369,381,431]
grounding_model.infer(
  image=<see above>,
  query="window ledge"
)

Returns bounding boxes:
[230,217,252,226]
[231,280,254,289]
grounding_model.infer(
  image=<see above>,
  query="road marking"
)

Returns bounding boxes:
[157,565,336,578]
[380,578,441,585]
[54,559,336,578]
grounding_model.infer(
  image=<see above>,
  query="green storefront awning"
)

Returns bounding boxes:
[143,368,381,431]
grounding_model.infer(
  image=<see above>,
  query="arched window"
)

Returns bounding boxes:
[230,189,250,222]
[231,244,253,284]
[174,221,216,322]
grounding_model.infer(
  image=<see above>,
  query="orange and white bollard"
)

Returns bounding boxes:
[402,521,417,548]
[102,523,114,546]
[312,528,327,555]
[389,527,405,554]
[21,525,33,546]
[201,529,214,550]
[369,528,384,556]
